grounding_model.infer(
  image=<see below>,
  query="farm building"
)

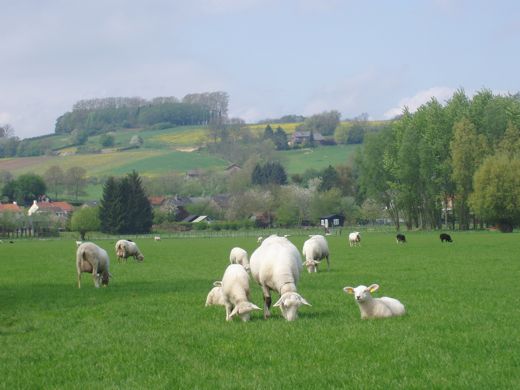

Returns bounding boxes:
[320,214,344,229]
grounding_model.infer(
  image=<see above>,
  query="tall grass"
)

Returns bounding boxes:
[1,231,519,388]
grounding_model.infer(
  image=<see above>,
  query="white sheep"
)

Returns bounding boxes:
[205,281,226,306]
[115,239,144,263]
[76,242,111,288]
[342,284,405,319]
[250,234,311,321]
[302,234,330,273]
[348,231,361,247]
[221,264,260,321]
[75,241,82,247]
[229,247,250,271]
[257,236,263,244]
[154,236,161,241]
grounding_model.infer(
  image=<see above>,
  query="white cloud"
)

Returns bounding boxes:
[383,86,456,119]
[0,112,12,124]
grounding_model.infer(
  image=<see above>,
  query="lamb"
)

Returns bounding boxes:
[205,281,226,306]
[115,239,144,263]
[348,231,361,247]
[440,233,453,243]
[154,236,161,241]
[220,264,260,321]
[343,284,405,319]
[257,236,263,244]
[396,233,406,244]
[229,247,250,271]
[302,234,330,273]
[250,234,311,321]
[75,240,83,247]
[76,242,111,288]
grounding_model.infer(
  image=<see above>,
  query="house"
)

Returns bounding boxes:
[225,164,242,175]
[320,214,344,229]
[289,131,325,146]
[0,202,23,215]
[29,200,74,218]
[182,215,199,223]
[148,196,166,207]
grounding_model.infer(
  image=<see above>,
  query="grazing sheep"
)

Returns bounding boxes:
[76,242,111,288]
[302,235,330,273]
[257,236,263,244]
[348,232,361,247]
[250,234,311,321]
[396,234,406,244]
[154,236,161,241]
[205,281,226,307]
[221,264,260,321]
[115,239,144,263]
[343,284,405,319]
[75,240,83,247]
[440,233,453,243]
[229,247,250,271]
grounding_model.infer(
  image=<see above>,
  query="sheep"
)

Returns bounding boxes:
[75,240,82,247]
[302,234,330,273]
[257,236,263,244]
[229,247,250,271]
[396,233,406,244]
[76,242,111,288]
[115,239,144,263]
[348,231,361,247]
[220,264,260,321]
[250,234,311,321]
[440,233,453,243]
[205,281,226,307]
[154,236,161,241]
[343,284,405,319]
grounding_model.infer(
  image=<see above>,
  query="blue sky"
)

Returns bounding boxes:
[1,0,519,139]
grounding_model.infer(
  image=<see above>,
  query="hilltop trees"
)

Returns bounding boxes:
[2,173,47,205]
[99,171,153,234]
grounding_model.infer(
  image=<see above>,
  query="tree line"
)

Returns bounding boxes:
[55,92,229,135]
[358,89,520,231]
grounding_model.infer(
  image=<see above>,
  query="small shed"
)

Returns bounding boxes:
[320,214,344,229]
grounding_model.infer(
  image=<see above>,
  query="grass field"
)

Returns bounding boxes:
[1,231,519,388]
[283,144,361,173]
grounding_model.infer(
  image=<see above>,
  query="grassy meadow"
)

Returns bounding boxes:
[1,231,519,389]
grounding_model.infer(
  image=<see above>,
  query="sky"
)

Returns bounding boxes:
[1,0,520,139]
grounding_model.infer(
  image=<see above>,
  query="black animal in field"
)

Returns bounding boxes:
[396,233,406,244]
[440,233,453,243]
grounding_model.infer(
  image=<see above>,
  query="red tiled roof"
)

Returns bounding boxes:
[37,201,74,213]
[148,196,166,206]
[0,203,22,212]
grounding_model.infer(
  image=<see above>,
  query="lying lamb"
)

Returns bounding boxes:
[221,264,260,321]
[229,247,250,271]
[250,234,311,321]
[115,239,144,263]
[343,284,405,319]
[76,242,111,288]
[205,281,226,307]
[302,234,330,273]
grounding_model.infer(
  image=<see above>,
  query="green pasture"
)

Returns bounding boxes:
[1,231,519,388]
[283,144,361,174]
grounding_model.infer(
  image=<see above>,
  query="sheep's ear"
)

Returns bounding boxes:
[368,284,379,293]
[343,287,355,294]
[213,281,222,287]
[313,260,321,265]
[298,296,311,306]
[239,302,261,313]
[273,296,284,307]
[229,306,239,318]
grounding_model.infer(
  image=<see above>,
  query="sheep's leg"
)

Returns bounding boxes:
[326,255,330,271]
[77,270,81,288]
[92,269,100,288]
[262,286,272,319]
[225,303,233,321]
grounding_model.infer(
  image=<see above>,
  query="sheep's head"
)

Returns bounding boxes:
[101,271,111,286]
[273,292,311,321]
[229,302,261,322]
[343,284,379,302]
[136,253,144,262]
[303,259,320,273]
